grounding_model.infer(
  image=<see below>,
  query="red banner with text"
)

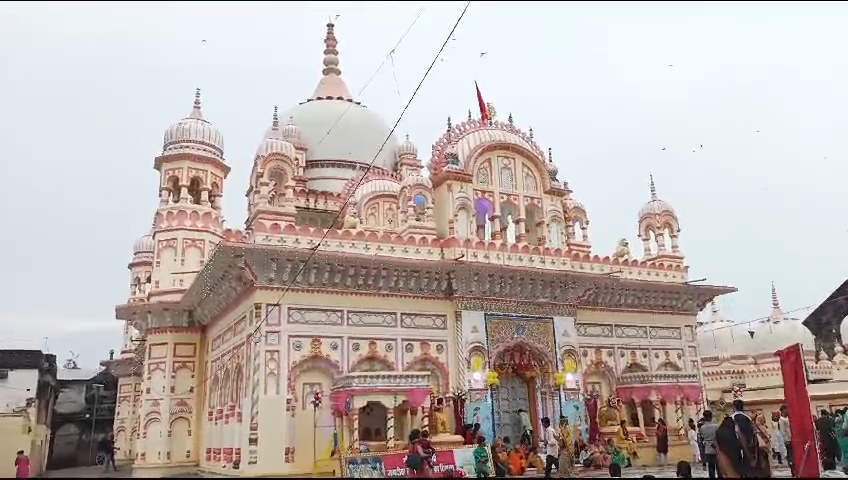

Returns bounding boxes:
[344,447,476,478]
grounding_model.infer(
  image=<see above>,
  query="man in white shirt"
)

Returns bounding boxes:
[518,408,533,447]
[541,416,559,478]
[778,405,794,476]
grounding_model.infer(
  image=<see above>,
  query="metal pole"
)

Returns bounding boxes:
[88,385,100,465]
[313,404,318,468]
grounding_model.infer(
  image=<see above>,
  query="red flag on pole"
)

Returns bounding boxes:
[475,81,489,124]
[775,343,820,478]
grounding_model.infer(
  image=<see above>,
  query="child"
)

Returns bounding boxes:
[473,436,491,478]
[14,450,30,479]
[420,430,435,470]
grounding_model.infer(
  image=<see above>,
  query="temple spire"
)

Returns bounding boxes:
[649,174,658,201]
[189,87,204,120]
[309,22,353,101]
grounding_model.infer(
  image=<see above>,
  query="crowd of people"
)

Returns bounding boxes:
[687,400,848,478]
[404,399,848,478]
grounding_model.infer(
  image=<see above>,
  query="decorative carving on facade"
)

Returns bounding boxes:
[649,326,682,340]
[347,311,398,327]
[400,313,447,330]
[287,308,343,326]
[158,245,731,325]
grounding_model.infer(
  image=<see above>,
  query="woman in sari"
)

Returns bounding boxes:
[753,413,776,472]
[557,417,574,477]
[818,410,841,466]
[588,441,611,469]
[507,445,526,476]
[616,420,639,464]
[655,418,669,466]
[836,409,848,469]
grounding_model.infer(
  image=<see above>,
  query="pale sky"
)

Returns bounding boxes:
[1,1,846,368]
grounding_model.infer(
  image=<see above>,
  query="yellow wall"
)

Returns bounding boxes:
[0,414,48,478]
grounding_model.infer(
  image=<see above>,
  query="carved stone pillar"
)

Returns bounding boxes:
[406,407,413,442]
[635,401,646,430]
[421,405,430,434]
[516,217,527,243]
[386,406,396,450]
[352,413,360,451]
[455,312,466,391]
[491,214,502,240]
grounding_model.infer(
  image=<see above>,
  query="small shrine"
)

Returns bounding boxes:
[329,372,463,455]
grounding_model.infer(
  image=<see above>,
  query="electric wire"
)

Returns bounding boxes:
[173,1,473,397]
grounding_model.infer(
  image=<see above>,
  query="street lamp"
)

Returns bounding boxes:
[88,383,104,464]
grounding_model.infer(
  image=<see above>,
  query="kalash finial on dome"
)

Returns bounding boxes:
[272,105,280,129]
[649,173,658,201]
[309,21,354,101]
[547,147,559,180]
[189,87,203,119]
[770,282,786,318]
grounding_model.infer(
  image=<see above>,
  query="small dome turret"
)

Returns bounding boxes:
[132,233,154,262]
[162,88,225,160]
[398,133,418,158]
[281,116,306,149]
[255,106,297,160]
[639,174,676,218]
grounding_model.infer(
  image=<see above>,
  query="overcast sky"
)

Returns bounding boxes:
[1,1,847,368]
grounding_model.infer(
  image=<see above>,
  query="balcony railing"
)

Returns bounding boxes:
[617,371,700,386]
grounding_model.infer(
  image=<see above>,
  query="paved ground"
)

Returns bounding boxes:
[41,464,793,478]
[41,466,134,478]
[519,463,793,478]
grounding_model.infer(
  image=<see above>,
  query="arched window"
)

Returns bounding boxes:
[187,177,202,205]
[413,194,427,221]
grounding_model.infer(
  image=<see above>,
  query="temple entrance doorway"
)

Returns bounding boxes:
[490,342,554,445]
[492,374,532,444]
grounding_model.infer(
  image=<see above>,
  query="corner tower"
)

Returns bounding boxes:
[151,88,231,302]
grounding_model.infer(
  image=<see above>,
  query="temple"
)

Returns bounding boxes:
[105,21,736,477]
[699,284,848,421]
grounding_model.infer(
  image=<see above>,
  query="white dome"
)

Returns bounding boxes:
[285,99,399,193]
[255,107,297,160]
[398,134,418,157]
[735,287,817,356]
[162,89,224,160]
[132,233,154,263]
[743,317,817,355]
[697,302,746,357]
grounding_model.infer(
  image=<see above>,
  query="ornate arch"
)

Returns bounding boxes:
[350,355,395,373]
[169,416,192,430]
[143,417,161,430]
[231,365,244,407]
[490,338,555,377]
[466,144,551,192]
[405,355,450,394]
[287,354,342,395]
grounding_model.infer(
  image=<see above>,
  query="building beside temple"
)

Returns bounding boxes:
[111,21,735,477]
[698,284,848,421]
[0,350,56,478]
